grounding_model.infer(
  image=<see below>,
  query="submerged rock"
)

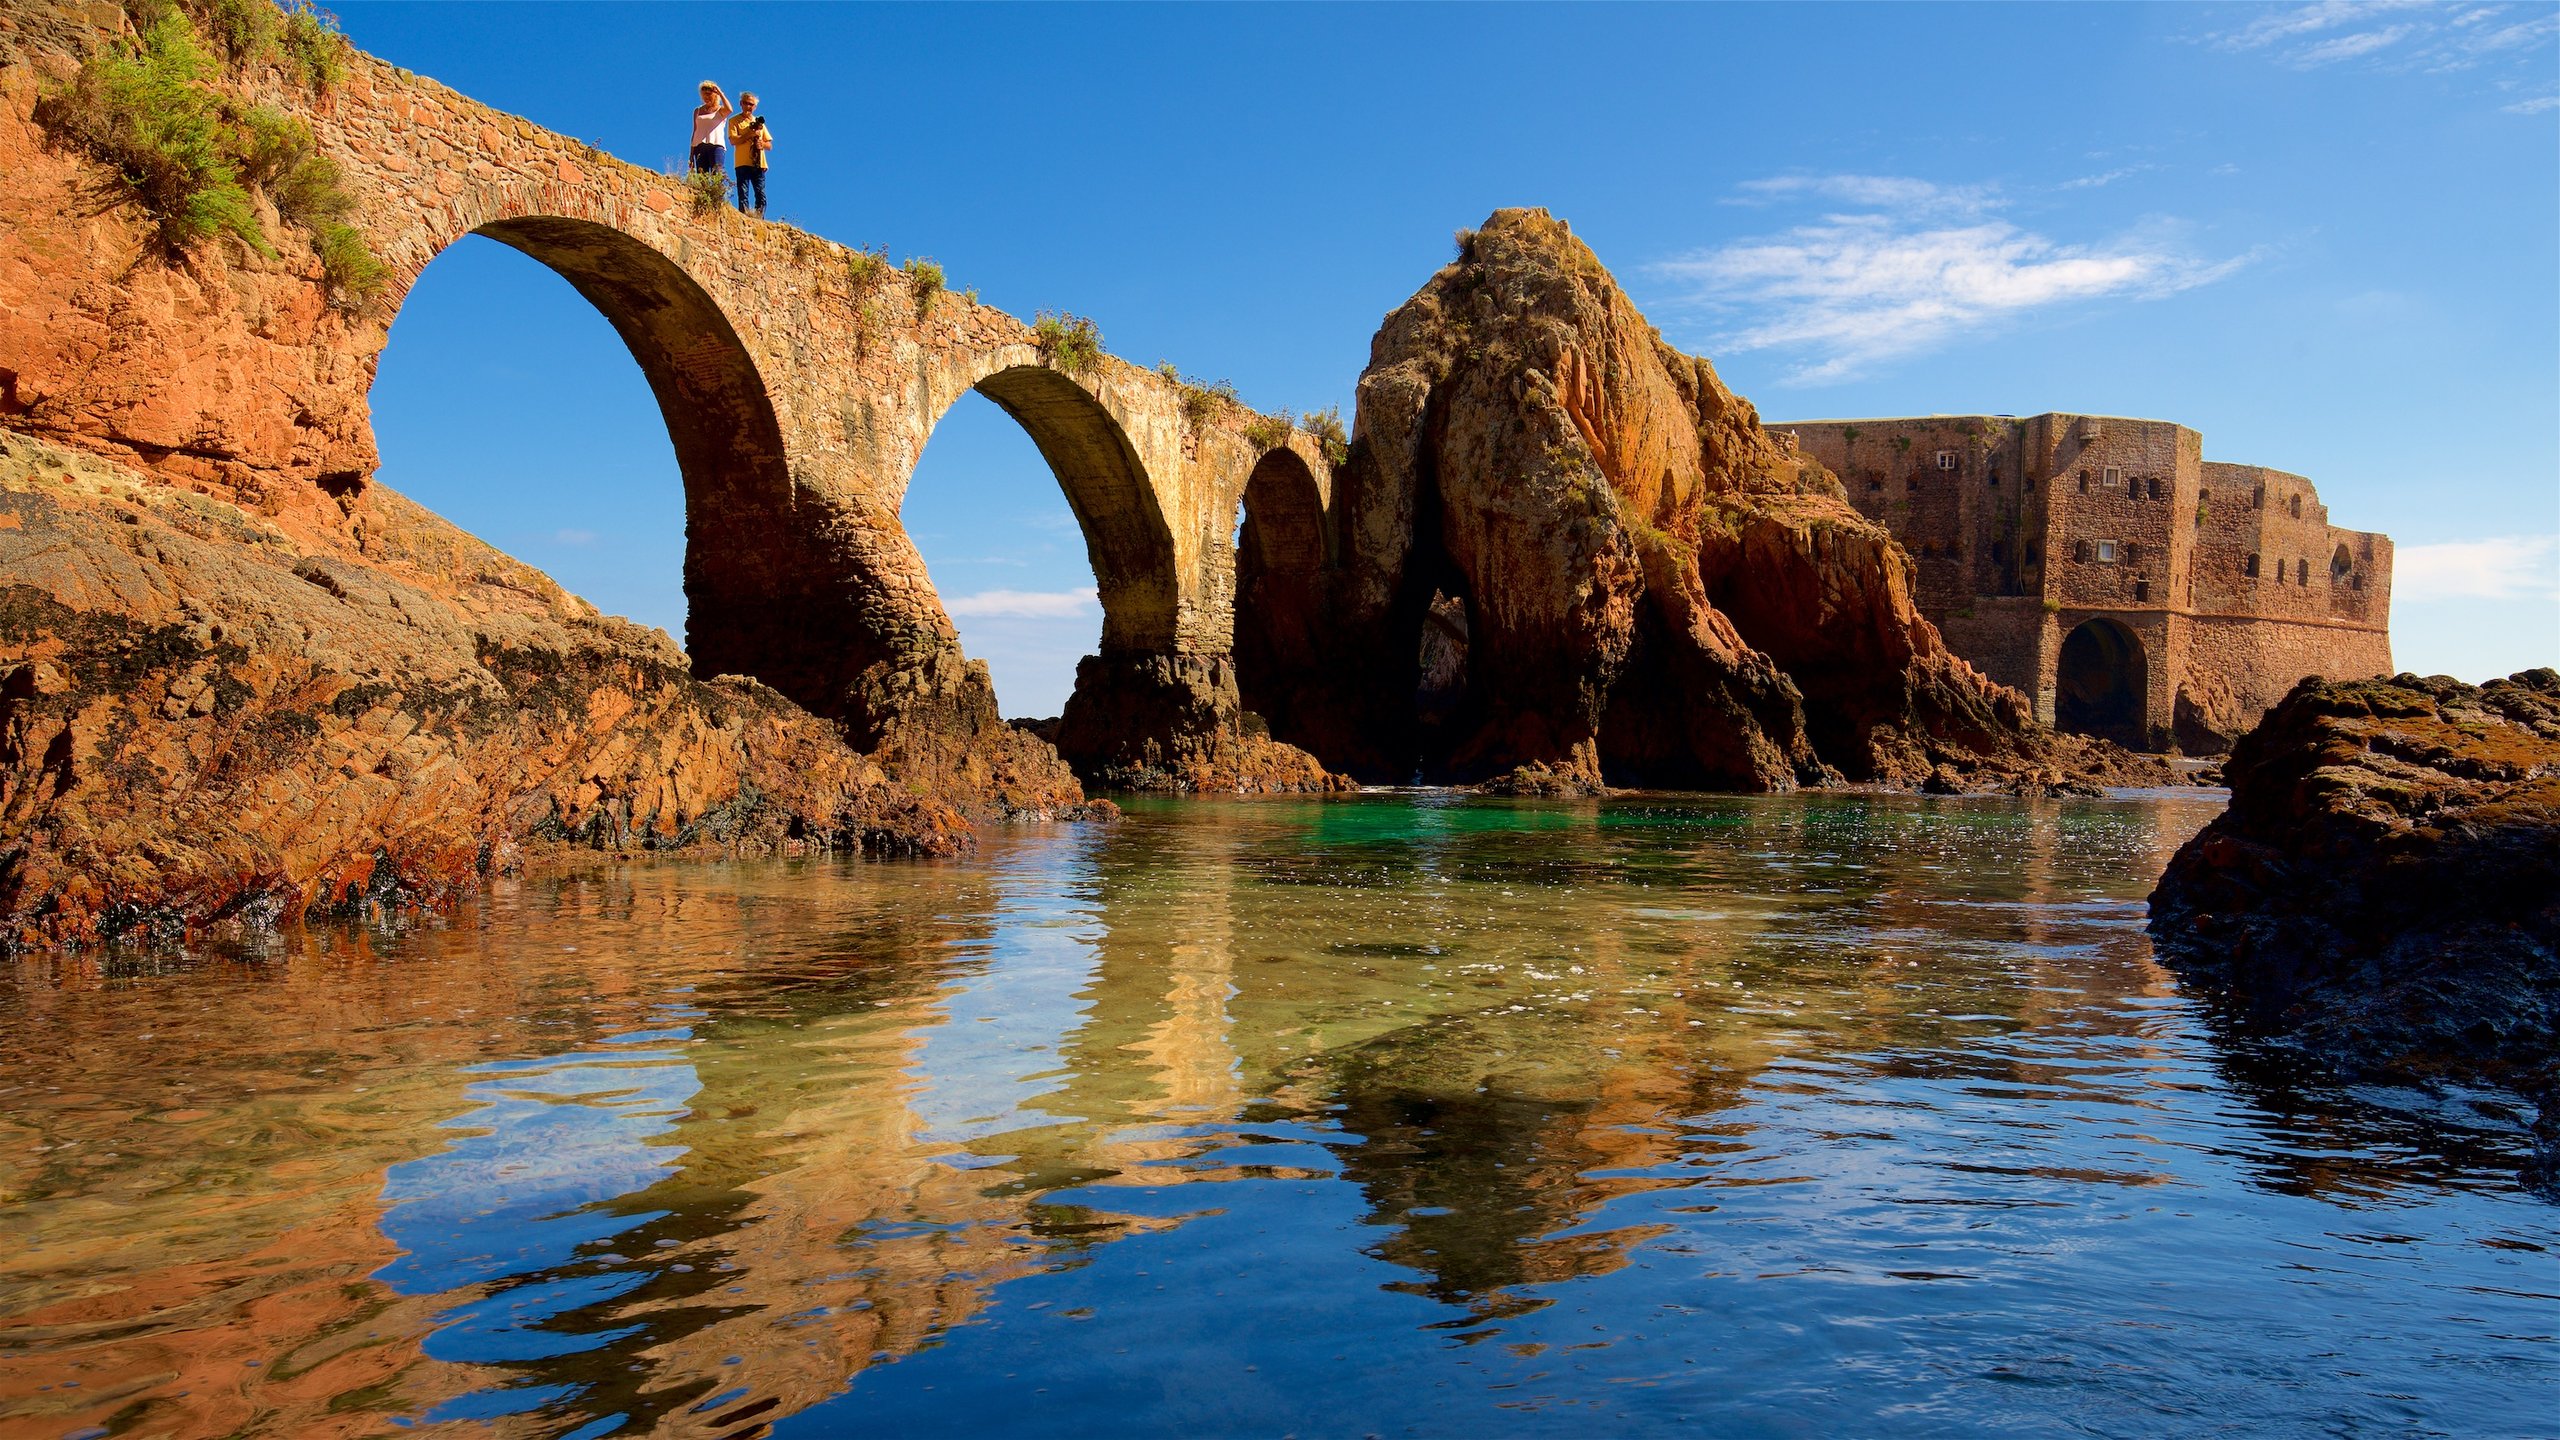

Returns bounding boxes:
[1256,208,2153,792]
[2148,670,2560,1178]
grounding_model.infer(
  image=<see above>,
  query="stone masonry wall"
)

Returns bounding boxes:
[1781,413,2393,752]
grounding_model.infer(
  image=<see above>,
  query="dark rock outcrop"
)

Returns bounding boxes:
[1251,208,2156,792]
[1052,652,1351,794]
[2149,671,2560,1176]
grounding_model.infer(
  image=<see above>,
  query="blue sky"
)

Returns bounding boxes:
[359,1,2560,718]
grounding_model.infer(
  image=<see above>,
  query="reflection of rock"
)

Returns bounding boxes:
[1279,209,2154,793]
[2149,671,2560,1180]
[1313,1014,1692,1318]
[0,435,971,950]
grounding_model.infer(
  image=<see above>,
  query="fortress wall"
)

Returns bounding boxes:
[1782,414,2394,753]
[2176,612,2394,750]
[1933,598,2050,700]
[2035,415,2197,617]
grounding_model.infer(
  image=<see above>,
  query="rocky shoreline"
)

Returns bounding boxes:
[0,431,1023,951]
[2148,670,2560,1182]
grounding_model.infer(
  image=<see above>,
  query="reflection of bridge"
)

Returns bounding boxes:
[49,44,1333,778]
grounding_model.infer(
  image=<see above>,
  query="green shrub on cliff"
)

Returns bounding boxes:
[1299,405,1349,466]
[41,6,384,308]
[1033,311,1103,375]
[314,221,385,308]
[1242,411,1295,451]
[1173,373,1237,431]
[37,12,269,255]
[278,2,350,91]
[187,0,280,66]
[126,0,350,91]
[843,245,890,290]
[675,166,728,216]
[904,257,946,317]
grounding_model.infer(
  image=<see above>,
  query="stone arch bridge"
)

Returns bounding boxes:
[44,35,1338,782]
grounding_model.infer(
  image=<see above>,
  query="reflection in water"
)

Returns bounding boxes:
[1,793,2552,1439]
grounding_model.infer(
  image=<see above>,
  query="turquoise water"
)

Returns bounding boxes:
[1,792,2551,1438]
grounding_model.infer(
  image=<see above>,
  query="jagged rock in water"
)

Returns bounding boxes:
[1263,207,2125,791]
[1051,652,1351,795]
[2149,670,2560,1180]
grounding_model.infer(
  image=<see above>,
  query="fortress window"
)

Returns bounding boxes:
[2078,471,2091,493]
[2135,580,2151,602]
[2297,559,2310,586]
[2026,541,2041,565]
[2074,539,2092,563]
[1936,450,1958,471]
[1987,465,2001,487]
[2252,485,2266,508]
[2095,540,2120,564]
[1868,476,1884,492]
[2024,475,2036,493]
[2148,478,2164,500]
[2289,495,2303,519]
[2124,541,2142,564]
[1991,540,2008,563]
[2103,466,2124,488]
[2246,552,2261,577]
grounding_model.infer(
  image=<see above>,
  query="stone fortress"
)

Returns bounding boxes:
[1771,414,2392,753]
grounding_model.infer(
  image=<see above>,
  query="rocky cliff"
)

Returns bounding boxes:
[0,431,1044,950]
[2149,670,2560,1175]
[1251,208,2147,792]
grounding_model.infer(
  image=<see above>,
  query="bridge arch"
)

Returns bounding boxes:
[1233,445,1331,739]
[2055,617,2147,747]
[371,193,882,722]
[925,359,1181,657]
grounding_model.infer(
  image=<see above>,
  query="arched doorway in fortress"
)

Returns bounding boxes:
[2055,618,2148,748]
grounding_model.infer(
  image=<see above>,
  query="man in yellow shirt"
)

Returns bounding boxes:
[728,92,774,218]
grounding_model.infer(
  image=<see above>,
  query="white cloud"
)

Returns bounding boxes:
[2060,163,2161,190]
[2394,535,2560,603]
[942,586,1098,618]
[2207,0,2557,82]
[1651,179,2248,384]
[2296,23,2415,63]
[2215,0,2430,53]
[552,528,598,546]
[1728,174,1998,215]
[2502,93,2560,114]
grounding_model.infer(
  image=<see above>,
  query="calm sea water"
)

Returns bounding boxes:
[1,792,2551,1439]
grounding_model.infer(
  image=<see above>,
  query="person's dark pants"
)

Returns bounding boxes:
[688,142,723,174]
[735,164,767,214]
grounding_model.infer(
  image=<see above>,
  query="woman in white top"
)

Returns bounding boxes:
[688,81,732,175]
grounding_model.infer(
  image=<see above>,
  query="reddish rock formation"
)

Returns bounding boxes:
[0,431,1012,950]
[2149,670,2560,1175]
[1253,208,2152,791]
